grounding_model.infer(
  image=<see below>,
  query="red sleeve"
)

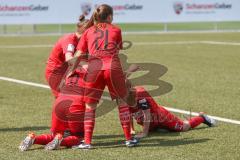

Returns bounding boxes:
[61,36,76,55]
[77,30,88,53]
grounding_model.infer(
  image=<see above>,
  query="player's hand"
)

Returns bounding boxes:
[125,64,140,78]
[131,130,136,135]
[135,132,147,139]
[127,64,140,73]
[66,71,74,78]
[66,67,76,78]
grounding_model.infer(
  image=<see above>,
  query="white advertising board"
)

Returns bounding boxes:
[0,0,240,24]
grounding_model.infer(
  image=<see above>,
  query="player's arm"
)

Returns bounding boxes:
[130,116,136,134]
[135,98,151,138]
[141,109,151,137]
[62,39,78,61]
[58,50,87,90]
[124,64,140,78]
[116,29,140,78]
[58,42,77,89]
[66,50,88,77]
[65,52,74,61]
[67,31,89,77]
[135,109,151,138]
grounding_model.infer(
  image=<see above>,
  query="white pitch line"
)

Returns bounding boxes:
[1,41,240,49]
[123,30,240,35]
[0,76,240,125]
[134,41,202,45]
[134,41,240,46]
[200,41,240,46]
[0,76,50,89]
[164,107,240,125]
[0,44,53,49]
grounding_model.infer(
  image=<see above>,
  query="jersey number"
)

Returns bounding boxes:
[94,29,109,50]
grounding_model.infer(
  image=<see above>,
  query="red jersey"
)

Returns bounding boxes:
[130,86,160,129]
[130,86,182,131]
[77,23,123,70]
[59,66,87,105]
[46,33,79,72]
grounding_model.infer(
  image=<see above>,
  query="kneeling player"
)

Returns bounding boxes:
[19,68,87,151]
[124,80,216,138]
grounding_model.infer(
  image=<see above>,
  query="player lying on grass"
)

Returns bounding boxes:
[19,66,87,151]
[45,15,92,98]
[123,80,216,139]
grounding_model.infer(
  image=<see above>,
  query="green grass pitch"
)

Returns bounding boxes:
[0,32,240,160]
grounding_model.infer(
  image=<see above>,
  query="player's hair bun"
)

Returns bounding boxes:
[79,15,85,22]
[93,4,113,22]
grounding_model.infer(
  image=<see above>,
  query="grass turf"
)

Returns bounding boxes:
[0,32,240,160]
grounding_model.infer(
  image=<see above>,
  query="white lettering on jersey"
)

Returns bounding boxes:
[67,44,75,52]
[139,98,147,104]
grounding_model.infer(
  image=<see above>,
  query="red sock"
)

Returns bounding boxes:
[189,116,204,128]
[84,107,96,144]
[60,136,82,147]
[34,134,54,145]
[118,105,131,141]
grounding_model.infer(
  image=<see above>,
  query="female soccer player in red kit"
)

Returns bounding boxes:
[45,15,91,98]
[124,80,216,139]
[19,66,87,151]
[68,4,138,148]
[19,15,93,151]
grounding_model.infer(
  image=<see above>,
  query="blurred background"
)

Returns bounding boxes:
[0,0,240,35]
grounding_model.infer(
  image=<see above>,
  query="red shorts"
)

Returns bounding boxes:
[83,68,127,103]
[45,63,68,98]
[150,106,184,132]
[51,95,85,136]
